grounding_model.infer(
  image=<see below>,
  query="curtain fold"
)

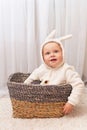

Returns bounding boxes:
[0,0,87,90]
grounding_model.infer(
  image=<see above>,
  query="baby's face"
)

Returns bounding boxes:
[42,42,63,68]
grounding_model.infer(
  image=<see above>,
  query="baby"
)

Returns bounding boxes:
[24,30,84,114]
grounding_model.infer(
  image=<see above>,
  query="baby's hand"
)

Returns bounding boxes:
[63,102,74,115]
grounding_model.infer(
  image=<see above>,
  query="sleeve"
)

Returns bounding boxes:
[65,66,85,106]
[24,68,40,85]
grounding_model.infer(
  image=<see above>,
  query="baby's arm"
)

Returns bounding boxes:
[24,69,39,85]
[24,76,33,85]
[63,66,84,114]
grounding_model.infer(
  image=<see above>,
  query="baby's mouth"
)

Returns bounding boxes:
[50,58,57,61]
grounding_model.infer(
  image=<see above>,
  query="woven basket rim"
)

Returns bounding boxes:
[7,80,72,88]
[7,72,72,87]
[7,72,29,80]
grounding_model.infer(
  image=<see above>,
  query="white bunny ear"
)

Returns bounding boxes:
[45,29,56,40]
[58,34,72,41]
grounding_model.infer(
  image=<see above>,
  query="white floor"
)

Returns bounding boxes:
[0,86,9,98]
[0,87,87,130]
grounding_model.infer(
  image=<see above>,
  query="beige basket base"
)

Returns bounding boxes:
[11,98,65,118]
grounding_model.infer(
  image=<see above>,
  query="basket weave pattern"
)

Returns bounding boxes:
[7,72,72,118]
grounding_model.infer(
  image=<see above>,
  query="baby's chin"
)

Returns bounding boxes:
[49,61,64,68]
[48,63,59,68]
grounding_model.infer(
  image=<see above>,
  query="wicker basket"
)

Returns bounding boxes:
[7,72,72,118]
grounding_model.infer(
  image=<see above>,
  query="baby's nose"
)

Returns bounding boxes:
[50,52,55,56]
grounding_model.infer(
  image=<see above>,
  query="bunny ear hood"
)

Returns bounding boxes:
[40,29,72,68]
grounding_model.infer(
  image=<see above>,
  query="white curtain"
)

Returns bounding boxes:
[0,0,87,92]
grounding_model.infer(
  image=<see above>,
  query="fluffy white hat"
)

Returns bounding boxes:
[41,29,72,68]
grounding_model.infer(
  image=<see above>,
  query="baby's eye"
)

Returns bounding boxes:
[54,50,59,53]
[45,52,50,55]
